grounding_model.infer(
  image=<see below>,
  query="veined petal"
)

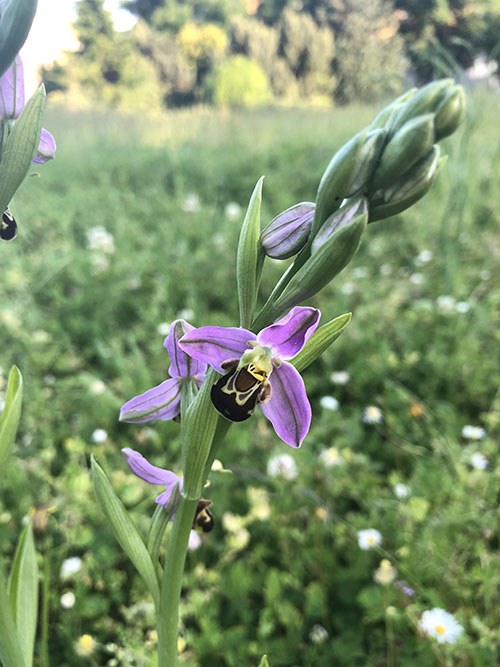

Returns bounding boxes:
[257,306,320,359]
[122,447,183,488]
[33,128,56,164]
[260,361,311,448]
[179,326,254,373]
[165,319,207,378]
[0,54,24,119]
[119,378,181,423]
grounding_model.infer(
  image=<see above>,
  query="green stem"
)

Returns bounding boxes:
[40,547,51,667]
[157,495,198,667]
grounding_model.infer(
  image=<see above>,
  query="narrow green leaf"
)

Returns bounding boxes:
[237,176,264,329]
[91,456,160,609]
[290,313,352,373]
[0,365,23,470]
[0,0,37,77]
[0,84,45,212]
[8,520,38,667]
[0,569,25,667]
[258,656,270,667]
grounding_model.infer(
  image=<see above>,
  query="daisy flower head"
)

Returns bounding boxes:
[357,528,382,550]
[362,406,383,425]
[419,608,464,644]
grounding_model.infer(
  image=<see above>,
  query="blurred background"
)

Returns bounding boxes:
[1,1,499,666]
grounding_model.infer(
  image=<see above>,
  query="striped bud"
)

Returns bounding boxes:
[261,202,315,259]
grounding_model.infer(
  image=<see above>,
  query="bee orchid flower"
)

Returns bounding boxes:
[179,306,320,448]
[120,319,207,423]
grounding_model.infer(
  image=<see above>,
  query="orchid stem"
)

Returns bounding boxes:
[157,494,198,667]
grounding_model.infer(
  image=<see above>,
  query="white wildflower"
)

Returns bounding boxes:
[309,624,329,643]
[156,322,170,336]
[455,301,470,314]
[224,202,242,220]
[362,406,383,425]
[470,452,488,470]
[330,370,350,385]
[419,608,464,644]
[462,425,485,440]
[91,429,108,444]
[410,272,424,285]
[415,249,433,265]
[320,396,339,411]
[320,447,343,468]
[181,193,200,213]
[393,483,410,499]
[60,592,76,609]
[267,453,298,481]
[357,528,382,550]
[436,295,456,313]
[86,226,115,253]
[60,557,82,580]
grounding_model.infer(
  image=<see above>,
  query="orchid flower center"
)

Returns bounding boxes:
[238,343,274,378]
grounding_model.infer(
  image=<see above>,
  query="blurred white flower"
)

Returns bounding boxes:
[330,370,350,385]
[341,282,356,295]
[415,249,433,265]
[320,396,339,411]
[320,447,343,468]
[410,272,424,285]
[90,379,106,395]
[393,483,410,499]
[374,559,397,585]
[157,322,170,336]
[479,269,491,281]
[86,226,115,253]
[352,266,367,279]
[309,624,329,643]
[380,263,392,276]
[462,425,485,440]
[362,406,383,425]
[75,634,96,657]
[177,308,195,321]
[188,530,201,551]
[60,557,82,580]
[60,591,76,609]
[470,452,488,470]
[419,608,464,644]
[436,295,456,313]
[357,528,382,550]
[455,301,470,314]
[267,453,298,480]
[91,429,108,443]
[181,193,200,213]
[224,202,242,220]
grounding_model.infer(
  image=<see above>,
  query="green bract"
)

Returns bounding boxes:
[0,0,37,78]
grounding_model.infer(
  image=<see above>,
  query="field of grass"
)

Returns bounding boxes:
[0,90,499,666]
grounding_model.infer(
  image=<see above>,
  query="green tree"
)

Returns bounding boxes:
[206,54,271,107]
[331,0,407,103]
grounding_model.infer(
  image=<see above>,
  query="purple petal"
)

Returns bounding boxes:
[179,326,255,373]
[260,361,311,448]
[0,54,24,119]
[33,128,56,164]
[165,319,207,378]
[122,447,183,488]
[119,378,181,423]
[257,307,320,359]
[261,202,315,259]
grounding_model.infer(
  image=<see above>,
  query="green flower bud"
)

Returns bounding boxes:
[369,147,444,222]
[272,198,367,315]
[369,87,417,130]
[388,79,453,137]
[260,202,315,259]
[312,196,367,254]
[369,114,435,191]
[313,128,384,236]
[434,85,466,141]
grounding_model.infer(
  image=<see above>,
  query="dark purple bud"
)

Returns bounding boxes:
[261,202,315,259]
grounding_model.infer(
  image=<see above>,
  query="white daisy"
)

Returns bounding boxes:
[462,425,486,440]
[330,370,350,385]
[91,429,108,444]
[436,295,456,313]
[267,454,298,481]
[393,483,410,499]
[320,396,339,411]
[320,447,343,468]
[455,301,470,314]
[309,624,329,643]
[357,528,382,550]
[419,608,464,644]
[415,249,433,265]
[181,193,200,213]
[60,557,82,580]
[86,226,115,254]
[470,452,488,470]
[410,272,424,285]
[362,406,383,425]
[60,591,76,609]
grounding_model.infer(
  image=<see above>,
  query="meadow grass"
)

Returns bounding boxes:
[0,90,499,666]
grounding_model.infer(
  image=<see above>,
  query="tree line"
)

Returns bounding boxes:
[42,0,500,111]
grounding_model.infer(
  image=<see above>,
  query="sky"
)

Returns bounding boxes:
[20,0,138,95]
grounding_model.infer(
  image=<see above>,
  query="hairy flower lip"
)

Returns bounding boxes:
[179,306,320,448]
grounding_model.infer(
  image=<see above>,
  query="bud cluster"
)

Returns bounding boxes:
[254,79,465,329]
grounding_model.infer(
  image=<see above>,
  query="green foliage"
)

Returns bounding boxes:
[206,55,271,107]
[0,93,499,664]
[332,0,408,104]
